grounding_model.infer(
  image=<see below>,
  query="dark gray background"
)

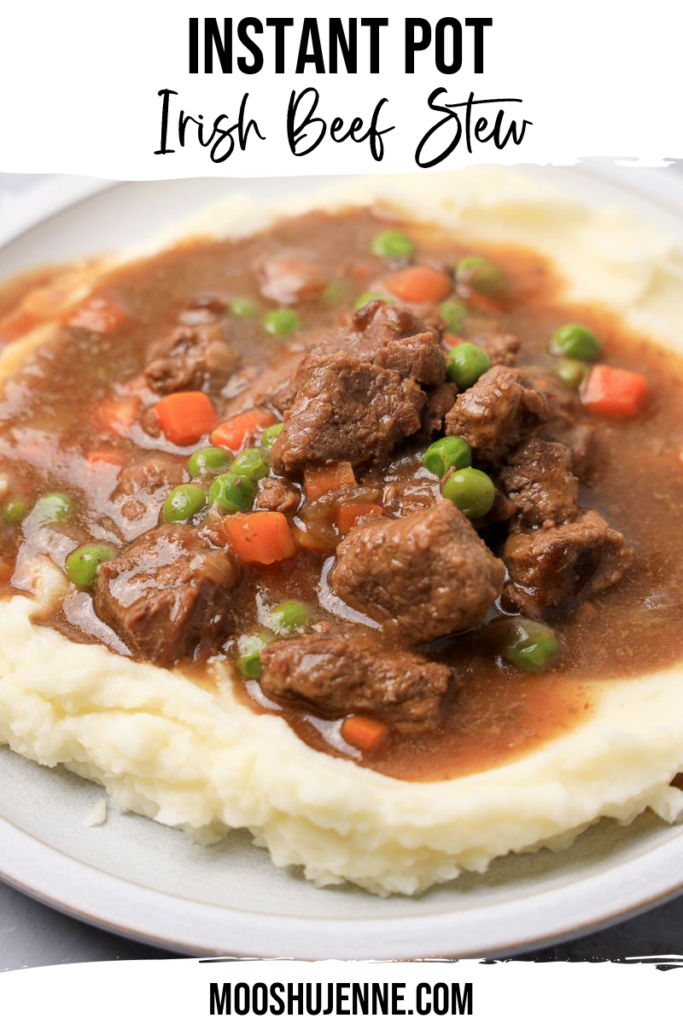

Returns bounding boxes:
[1,172,681,971]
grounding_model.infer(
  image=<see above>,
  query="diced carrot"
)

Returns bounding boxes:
[443,332,465,350]
[0,308,38,343]
[92,396,141,436]
[384,266,452,304]
[68,295,129,334]
[581,364,649,419]
[304,462,356,500]
[155,391,217,447]
[341,715,389,751]
[211,408,276,452]
[85,448,124,466]
[335,503,383,534]
[465,292,501,315]
[224,512,297,565]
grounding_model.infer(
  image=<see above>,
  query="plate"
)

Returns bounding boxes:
[2,164,683,959]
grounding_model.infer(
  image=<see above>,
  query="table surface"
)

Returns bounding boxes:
[1,171,682,971]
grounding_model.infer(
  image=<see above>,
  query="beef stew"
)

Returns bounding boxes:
[1,206,683,782]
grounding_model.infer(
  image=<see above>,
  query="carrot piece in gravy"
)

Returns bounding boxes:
[336,503,383,533]
[211,408,276,452]
[224,511,297,565]
[155,391,218,446]
[465,292,502,315]
[341,715,389,751]
[581,364,649,418]
[384,266,452,304]
[303,462,356,500]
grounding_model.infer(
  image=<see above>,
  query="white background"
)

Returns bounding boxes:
[0,0,681,177]
[2,956,683,1021]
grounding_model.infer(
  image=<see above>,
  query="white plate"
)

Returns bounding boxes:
[2,165,683,959]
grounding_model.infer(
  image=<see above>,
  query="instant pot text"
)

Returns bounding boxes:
[154,16,531,166]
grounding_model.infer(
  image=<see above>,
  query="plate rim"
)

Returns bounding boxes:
[2,164,683,959]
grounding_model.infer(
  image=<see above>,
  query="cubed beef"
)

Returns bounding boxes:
[503,510,633,618]
[525,369,597,477]
[255,476,300,514]
[145,316,240,395]
[94,524,240,665]
[445,366,547,463]
[421,382,457,436]
[271,351,425,473]
[329,500,505,644]
[260,633,453,733]
[113,455,185,535]
[332,301,446,385]
[223,302,445,428]
[499,438,579,527]
[467,323,520,366]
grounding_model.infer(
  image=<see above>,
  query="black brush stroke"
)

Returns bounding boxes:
[199,955,683,971]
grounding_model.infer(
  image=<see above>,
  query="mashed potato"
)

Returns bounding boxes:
[2,169,683,896]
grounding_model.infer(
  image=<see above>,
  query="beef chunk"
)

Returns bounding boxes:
[329,500,505,644]
[421,382,457,436]
[145,314,239,395]
[445,366,547,463]
[332,301,446,386]
[503,510,633,618]
[224,302,445,433]
[255,476,300,514]
[467,323,520,366]
[525,369,597,476]
[271,351,425,473]
[260,634,453,733]
[500,439,579,527]
[113,455,185,534]
[94,524,239,664]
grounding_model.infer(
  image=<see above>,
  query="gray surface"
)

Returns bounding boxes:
[1,171,682,970]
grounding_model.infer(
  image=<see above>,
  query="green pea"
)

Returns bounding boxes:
[491,617,560,672]
[209,473,255,514]
[441,467,495,520]
[354,291,395,310]
[439,298,468,333]
[371,230,415,259]
[230,298,257,318]
[65,544,115,590]
[162,484,207,523]
[550,323,601,362]
[263,309,300,337]
[35,492,74,525]
[269,600,308,634]
[261,422,284,449]
[446,342,491,389]
[231,447,270,482]
[556,358,590,390]
[187,446,231,478]
[456,255,504,295]
[238,632,273,680]
[3,498,29,525]
[422,437,472,478]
